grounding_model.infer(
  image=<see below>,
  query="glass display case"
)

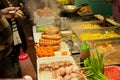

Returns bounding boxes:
[70,20,120,65]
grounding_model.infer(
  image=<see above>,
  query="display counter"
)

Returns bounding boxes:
[32,6,120,79]
[69,18,120,66]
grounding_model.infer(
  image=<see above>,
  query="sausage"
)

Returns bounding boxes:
[39,39,60,46]
[41,34,62,40]
[43,27,60,35]
[42,31,62,36]
[40,38,61,42]
[52,45,60,51]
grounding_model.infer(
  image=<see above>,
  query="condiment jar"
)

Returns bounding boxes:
[80,41,90,67]
[80,41,90,58]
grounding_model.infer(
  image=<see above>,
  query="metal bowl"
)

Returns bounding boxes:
[62,5,80,13]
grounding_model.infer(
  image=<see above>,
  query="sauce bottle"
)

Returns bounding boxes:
[19,48,36,80]
[80,41,90,67]
[2,75,33,80]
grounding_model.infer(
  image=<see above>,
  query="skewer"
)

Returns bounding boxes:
[78,74,93,80]
[85,73,94,77]
[76,62,84,65]
[79,66,91,70]
[78,71,93,80]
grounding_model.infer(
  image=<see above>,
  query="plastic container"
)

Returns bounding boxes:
[19,48,36,80]
[104,66,120,80]
[60,17,69,30]
[23,75,33,80]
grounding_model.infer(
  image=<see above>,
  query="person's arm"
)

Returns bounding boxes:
[0,11,13,56]
[0,11,10,29]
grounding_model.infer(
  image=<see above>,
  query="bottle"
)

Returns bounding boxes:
[23,75,33,80]
[19,48,36,80]
[4,75,33,80]
[80,41,90,67]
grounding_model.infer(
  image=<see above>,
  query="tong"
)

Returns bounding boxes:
[65,37,74,53]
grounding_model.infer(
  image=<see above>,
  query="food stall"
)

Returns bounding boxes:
[32,0,120,80]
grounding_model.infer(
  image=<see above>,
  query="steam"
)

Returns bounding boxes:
[24,0,60,19]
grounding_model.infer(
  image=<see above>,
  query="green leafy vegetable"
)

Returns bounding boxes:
[84,49,108,80]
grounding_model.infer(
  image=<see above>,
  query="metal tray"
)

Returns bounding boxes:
[70,21,120,42]
[90,41,120,66]
[70,21,117,31]
[72,29,120,42]
[37,56,77,80]
[78,13,94,17]
[76,32,120,42]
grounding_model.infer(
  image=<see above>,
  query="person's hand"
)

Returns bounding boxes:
[1,7,24,18]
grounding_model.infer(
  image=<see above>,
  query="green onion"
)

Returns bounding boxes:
[83,49,108,80]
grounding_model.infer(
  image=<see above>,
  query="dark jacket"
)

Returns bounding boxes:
[0,11,21,78]
[0,0,27,52]
[0,11,13,59]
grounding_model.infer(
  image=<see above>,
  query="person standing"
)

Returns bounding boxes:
[105,0,120,21]
[112,0,120,22]
[0,0,28,54]
[0,6,23,78]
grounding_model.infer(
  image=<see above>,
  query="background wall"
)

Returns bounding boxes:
[74,0,112,16]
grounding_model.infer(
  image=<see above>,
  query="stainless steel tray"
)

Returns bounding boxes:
[70,21,117,31]
[80,37,120,42]
[75,31,120,42]
[90,41,120,65]
[70,20,120,42]
[78,13,94,16]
